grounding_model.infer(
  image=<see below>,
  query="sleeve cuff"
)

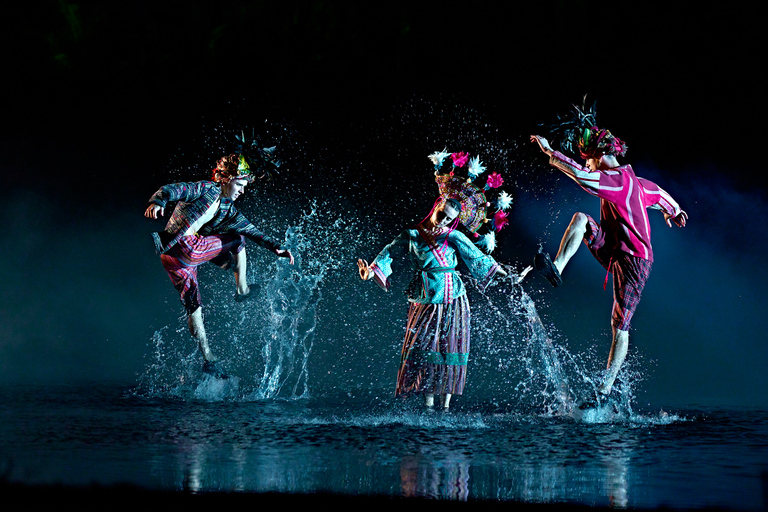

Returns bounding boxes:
[478,263,501,292]
[370,263,390,291]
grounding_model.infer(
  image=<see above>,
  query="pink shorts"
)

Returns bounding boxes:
[160,233,245,315]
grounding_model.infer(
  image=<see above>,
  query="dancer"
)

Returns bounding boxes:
[145,146,294,379]
[530,100,687,408]
[358,150,529,411]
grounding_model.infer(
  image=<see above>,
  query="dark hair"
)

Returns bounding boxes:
[444,197,462,212]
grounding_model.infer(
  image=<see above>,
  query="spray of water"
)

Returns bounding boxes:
[131,96,664,423]
[133,198,380,402]
[469,268,650,421]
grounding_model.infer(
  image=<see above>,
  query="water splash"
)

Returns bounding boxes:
[246,203,328,400]
[470,271,651,421]
[134,199,378,402]
[134,96,658,420]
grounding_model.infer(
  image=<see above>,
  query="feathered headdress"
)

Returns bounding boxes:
[429,149,513,254]
[549,97,627,159]
[211,130,282,183]
[232,129,282,181]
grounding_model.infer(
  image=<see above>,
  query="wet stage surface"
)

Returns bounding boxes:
[1,383,766,510]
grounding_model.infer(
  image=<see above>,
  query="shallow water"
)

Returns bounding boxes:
[4,101,764,510]
[1,382,766,510]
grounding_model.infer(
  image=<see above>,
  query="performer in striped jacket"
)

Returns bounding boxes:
[145,152,294,379]
[530,102,687,408]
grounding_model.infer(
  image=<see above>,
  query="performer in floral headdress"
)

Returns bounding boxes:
[145,135,293,379]
[357,150,530,411]
[530,99,688,409]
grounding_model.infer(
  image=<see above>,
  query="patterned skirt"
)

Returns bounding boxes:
[395,294,471,397]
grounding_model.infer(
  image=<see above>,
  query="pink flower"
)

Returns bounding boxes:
[485,172,503,189]
[451,152,469,168]
[493,210,509,232]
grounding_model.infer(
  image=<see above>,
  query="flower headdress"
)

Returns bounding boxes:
[428,149,513,254]
[549,97,628,159]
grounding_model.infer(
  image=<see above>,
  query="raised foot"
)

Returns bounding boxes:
[534,250,562,287]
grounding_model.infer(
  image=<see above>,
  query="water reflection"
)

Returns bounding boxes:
[597,431,632,508]
[3,384,764,510]
[161,405,639,507]
[399,452,470,500]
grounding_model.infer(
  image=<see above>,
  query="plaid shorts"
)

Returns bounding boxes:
[583,215,652,331]
[160,233,245,315]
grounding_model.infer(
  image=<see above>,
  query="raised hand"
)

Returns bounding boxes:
[144,204,165,219]
[276,249,295,265]
[665,210,688,228]
[357,258,371,280]
[530,135,554,155]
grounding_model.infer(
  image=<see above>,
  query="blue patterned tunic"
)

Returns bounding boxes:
[369,226,501,304]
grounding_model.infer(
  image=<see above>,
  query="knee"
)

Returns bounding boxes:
[570,212,589,231]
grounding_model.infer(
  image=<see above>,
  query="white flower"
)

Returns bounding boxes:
[476,231,497,253]
[467,156,486,179]
[496,190,513,211]
[428,148,451,169]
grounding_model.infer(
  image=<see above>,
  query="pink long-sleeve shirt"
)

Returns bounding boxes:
[550,151,682,262]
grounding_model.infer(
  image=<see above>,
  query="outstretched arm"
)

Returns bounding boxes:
[530,135,554,156]
[359,230,411,291]
[640,177,686,227]
[500,263,532,284]
[531,134,608,197]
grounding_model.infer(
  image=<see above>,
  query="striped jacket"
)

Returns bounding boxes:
[550,151,682,262]
[148,180,282,255]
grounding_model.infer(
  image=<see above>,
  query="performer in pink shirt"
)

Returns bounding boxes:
[530,101,688,409]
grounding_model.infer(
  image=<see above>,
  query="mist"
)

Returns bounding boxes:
[1,3,764,410]
[1,97,765,411]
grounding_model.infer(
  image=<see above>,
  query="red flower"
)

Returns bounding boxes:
[451,152,469,168]
[486,172,503,189]
[493,210,509,232]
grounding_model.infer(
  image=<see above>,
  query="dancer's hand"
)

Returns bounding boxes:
[144,204,164,219]
[508,265,533,284]
[665,210,688,228]
[277,249,295,265]
[499,264,532,284]
[357,259,371,280]
[517,265,533,283]
[530,135,553,156]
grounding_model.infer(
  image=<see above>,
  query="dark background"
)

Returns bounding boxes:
[1,1,765,407]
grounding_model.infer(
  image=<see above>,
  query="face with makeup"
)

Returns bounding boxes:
[221,178,249,201]
[428,200,460,230]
